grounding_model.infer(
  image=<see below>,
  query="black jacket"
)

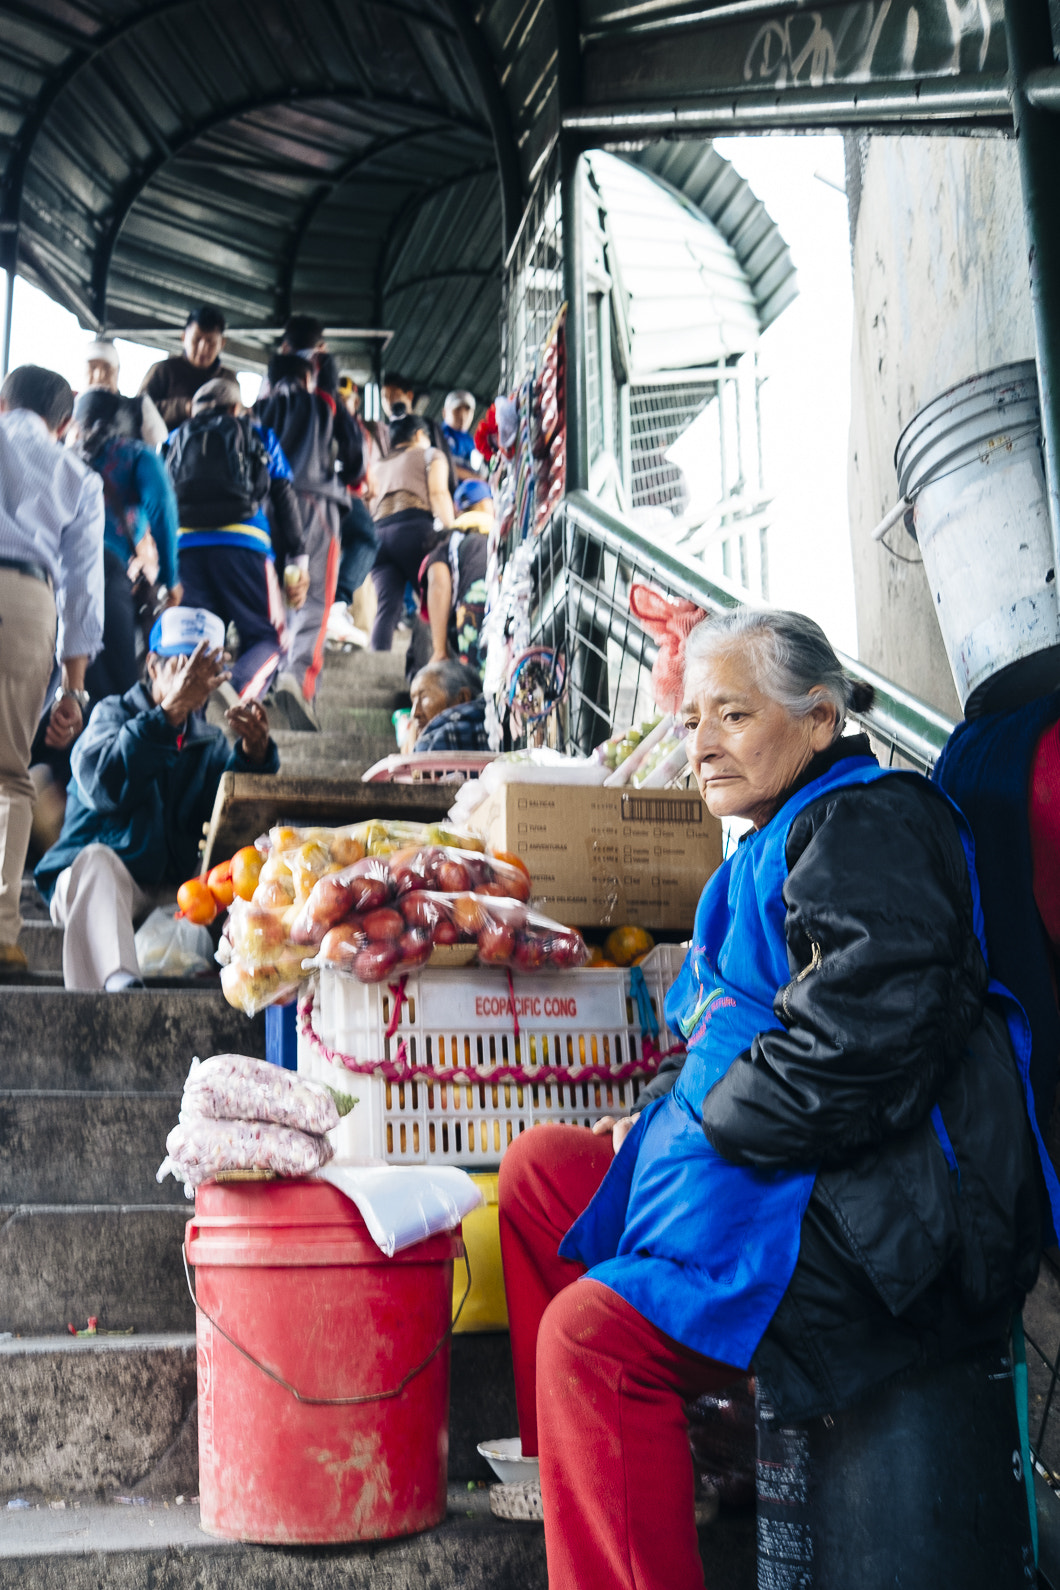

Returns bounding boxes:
[648,745,1042,1420]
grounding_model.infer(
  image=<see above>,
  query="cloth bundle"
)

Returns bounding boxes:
[158,1053,354,1193]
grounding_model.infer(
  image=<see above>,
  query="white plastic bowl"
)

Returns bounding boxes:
[476,1436,541,1485]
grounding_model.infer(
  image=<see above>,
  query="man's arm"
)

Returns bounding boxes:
[135,448,179,589]
[426,558,452,662]
[55,468,105,666]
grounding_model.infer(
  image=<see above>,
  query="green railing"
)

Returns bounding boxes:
[535,490,955,773]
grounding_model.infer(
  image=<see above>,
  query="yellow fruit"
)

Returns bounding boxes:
[231,845,264,901]
[604,925,655,967]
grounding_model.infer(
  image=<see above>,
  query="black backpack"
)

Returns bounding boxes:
[166,412,271,529]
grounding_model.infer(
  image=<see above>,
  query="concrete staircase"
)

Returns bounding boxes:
[0,639,756,1586]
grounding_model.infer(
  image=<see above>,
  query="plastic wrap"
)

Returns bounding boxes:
[289,846,531,949]
[219,958,303,1017]
[315,1163,483,1257]
[180,1053,353,1135]
[134,907,214,977]
[157,1118,334,1189]
[303,892,587,982]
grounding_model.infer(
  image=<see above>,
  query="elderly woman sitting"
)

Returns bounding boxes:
[498,608,1051,1590]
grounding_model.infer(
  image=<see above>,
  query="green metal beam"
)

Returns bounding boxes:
[1006,0,1060,579]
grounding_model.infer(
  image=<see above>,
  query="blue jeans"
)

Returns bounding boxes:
[335,496,379,606]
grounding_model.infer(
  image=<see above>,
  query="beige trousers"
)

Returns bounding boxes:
[0,569,57,947]
[50,844,148,991]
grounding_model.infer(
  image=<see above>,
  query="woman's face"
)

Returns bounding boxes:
[681,641,838,829]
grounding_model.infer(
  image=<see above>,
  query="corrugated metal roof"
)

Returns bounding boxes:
[0,0,1001,401]
[586,150,763,376]
[628,142,798,332]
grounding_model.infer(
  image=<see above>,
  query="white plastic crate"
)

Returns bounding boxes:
[297,944,686,1166]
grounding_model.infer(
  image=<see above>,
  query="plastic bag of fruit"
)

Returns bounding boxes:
[219,956,305,1017]
[303,892,587,982]
[179,1053,355,1135]
[288,847,531,950]
[157,1116,334,1191]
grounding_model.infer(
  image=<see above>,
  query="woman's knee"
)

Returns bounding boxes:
[499,1123,581,1214]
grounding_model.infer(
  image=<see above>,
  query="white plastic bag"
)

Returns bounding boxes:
[134,907,213,977]
[314,1162,484,1256]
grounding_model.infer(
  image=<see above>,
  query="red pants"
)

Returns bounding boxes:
[498,1124,739,1590]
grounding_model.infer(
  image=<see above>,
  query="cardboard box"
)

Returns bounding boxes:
[475,782,722,932]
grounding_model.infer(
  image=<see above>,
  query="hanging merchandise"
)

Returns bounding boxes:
[506,645,567,736]
[629,583,710,714]
[533,305,566,534]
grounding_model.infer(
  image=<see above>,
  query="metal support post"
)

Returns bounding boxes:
[1006,0,1060,572]
[561,138,589,494]
[1,262,14,379]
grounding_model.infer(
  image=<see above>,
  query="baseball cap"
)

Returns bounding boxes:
[148,607,225,657]
[454,479,492,512]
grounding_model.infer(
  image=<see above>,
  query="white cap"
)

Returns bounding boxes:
[84,340,120,369]
[148,607,225,657]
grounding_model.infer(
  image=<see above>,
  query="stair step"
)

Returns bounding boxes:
[0,1488,756,1589]
[0,1093,182,1204]
[0,1488,561,1590]
[0,1329,517,1497]
[18,922,63,973]
[0,1334,197,1500]
[0,1205,194,1334]
[0,990,264,1090]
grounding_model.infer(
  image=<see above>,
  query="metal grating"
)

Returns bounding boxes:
[629,381,714,514]
[502,148,562,390]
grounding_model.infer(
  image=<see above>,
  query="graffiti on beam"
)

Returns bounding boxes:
[743,0,998,89]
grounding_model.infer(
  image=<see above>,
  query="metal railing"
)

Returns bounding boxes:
[528,490,955,773]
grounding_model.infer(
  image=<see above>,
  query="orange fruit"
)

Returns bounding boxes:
[603,925,655,967]
[206,859,235,909]
[231,845,264,901]
[177,876,218,926]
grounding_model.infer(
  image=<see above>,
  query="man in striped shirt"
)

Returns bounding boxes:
[0,365,104,973]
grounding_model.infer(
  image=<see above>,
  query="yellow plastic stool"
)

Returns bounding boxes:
[453,1172,509,1332]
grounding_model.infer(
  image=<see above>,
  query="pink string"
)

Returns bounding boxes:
[297,991,682,1087]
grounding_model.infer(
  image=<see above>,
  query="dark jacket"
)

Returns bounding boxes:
[644,747,1042,1419]
[139,354,239,430]
[35,684,279,900]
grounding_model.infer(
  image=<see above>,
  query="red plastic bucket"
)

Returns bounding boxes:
[185,1180,463,1544]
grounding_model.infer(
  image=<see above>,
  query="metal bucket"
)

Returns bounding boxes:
[895,360,1060,716]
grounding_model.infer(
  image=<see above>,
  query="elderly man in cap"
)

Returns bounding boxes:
[36,607,279,991]
[82,339,167,448]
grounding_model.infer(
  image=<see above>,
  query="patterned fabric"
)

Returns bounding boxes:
[414,696,489,752]
[0,409,104,660]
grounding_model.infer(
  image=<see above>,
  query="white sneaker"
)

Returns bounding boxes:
[326,603,369,648]
[271,671,320,732]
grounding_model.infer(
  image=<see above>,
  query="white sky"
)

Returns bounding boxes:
[0,275,262,405]
[1,134,856,652]
[712,134,857,655]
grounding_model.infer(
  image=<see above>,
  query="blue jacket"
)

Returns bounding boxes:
[35,684,280,900]
[88,435,179,588]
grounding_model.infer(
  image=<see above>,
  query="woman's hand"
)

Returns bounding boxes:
[127,530,160,586]
[592,1113,640,1154]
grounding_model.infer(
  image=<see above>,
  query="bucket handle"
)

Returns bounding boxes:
[183,1242,472,1406]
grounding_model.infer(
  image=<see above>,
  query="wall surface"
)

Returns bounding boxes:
[847,134,1035,717]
